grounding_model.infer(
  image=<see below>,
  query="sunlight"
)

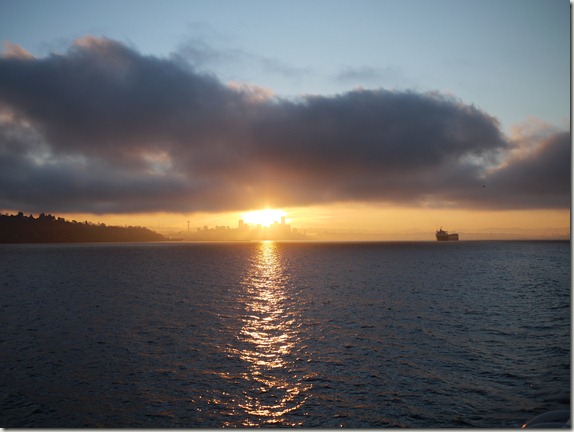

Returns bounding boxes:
[242,209,286,227]
[221,241,310,426]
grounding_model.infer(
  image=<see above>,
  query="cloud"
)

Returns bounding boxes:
[0,37,569,214]
[335,65,403,85]
[175,35,310,79]
[475,130,570,209]
[2,42,35,60]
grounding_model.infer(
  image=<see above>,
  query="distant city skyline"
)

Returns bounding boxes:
[176,216,305,241]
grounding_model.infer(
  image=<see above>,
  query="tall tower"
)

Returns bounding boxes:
[281,216,285,225]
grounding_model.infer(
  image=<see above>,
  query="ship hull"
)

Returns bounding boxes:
[436,233,459,241]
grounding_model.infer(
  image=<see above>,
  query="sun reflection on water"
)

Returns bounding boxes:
[224,241,310,426]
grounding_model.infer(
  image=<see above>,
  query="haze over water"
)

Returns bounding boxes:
[0,240,569,427]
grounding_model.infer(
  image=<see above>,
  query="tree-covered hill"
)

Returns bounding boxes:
[0,213,165,243]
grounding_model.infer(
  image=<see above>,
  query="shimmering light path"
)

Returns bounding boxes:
[222,241,310,426]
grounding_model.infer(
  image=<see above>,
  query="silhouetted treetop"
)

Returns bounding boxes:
[0,213,165,243]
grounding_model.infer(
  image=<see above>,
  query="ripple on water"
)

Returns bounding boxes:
[0,241,569,427]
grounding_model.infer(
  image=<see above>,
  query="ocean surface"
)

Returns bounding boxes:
[0,240,569,428]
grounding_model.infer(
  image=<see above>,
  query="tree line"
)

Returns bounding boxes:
[0,212,165,243]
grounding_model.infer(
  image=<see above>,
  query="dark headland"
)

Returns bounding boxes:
[0,212,165,243]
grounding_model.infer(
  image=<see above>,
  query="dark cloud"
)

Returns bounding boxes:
[469,131,571,209]
[0,37,569,214]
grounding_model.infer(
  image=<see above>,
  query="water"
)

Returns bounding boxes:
[0,241,569,427]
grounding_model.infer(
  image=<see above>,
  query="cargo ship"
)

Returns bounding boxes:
[436,227,459,241]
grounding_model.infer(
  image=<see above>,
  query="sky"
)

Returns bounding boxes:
[0,0,570,238]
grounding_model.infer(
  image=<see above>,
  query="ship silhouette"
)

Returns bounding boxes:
[435,227,459,241]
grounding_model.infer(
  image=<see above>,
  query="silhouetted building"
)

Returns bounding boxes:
[180,218,305,241]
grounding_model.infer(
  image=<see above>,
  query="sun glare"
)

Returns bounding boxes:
[242,209,286,227]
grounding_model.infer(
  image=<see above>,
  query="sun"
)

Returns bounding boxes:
[242,208,286,227]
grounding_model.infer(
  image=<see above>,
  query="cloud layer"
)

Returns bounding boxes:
[0,37,569,214]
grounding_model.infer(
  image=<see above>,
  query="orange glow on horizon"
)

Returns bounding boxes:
[8,204,569,241]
